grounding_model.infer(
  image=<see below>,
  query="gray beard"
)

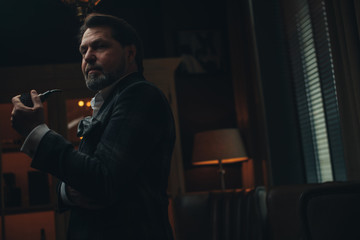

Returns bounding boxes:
[85,68,125,92]
[85,73,114,91]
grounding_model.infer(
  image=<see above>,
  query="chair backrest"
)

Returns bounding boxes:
[209,189,246,240]
[299,182,360,240]
[172,187,267,240]
[172,192,211,240]
[266,184,321,240]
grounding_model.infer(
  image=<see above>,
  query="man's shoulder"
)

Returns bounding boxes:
[113,73,163,97]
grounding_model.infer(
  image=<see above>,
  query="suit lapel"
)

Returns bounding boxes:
[77,72,145,147]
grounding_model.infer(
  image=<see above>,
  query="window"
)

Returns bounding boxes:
[282,0,346,182]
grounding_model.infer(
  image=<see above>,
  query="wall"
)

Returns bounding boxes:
[252,0,305,185]
[161,0,251,191]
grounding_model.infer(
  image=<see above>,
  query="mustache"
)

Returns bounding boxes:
[85,64,103,74]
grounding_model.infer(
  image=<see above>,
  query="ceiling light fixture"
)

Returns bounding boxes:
[61,0,102,22]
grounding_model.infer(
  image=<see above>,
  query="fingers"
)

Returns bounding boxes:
[10,90,45,137]
[30,90,43,108]
[11,94,24,118]
[12,93,30,110]
[11,94,21,105]
[12,90,42,109]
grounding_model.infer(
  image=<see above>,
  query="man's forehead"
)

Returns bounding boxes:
[81,26,113,44]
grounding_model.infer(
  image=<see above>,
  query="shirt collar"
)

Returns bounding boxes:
[90,71,137,116]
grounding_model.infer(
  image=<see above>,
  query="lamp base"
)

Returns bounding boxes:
[218,159,226,190]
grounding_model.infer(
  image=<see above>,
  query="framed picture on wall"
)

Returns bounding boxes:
[175,30,226,74]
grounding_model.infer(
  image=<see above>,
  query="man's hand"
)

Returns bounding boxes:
[11,90,45,137]
[66,185,105,210]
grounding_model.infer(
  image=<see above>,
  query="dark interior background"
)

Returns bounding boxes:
[1,0,245,191]
[1,0,228,67]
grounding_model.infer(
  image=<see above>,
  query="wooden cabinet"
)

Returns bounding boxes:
[0,102,57,240]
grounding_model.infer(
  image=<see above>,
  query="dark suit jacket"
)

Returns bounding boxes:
[31,72,175,240]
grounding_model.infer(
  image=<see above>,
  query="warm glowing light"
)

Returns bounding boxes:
[192,157,248,166]
[80,136,83,140]
[78,100,85,107]
[79,0,101,5]
[62,0,101,5]
[86,101,91,107]
[61,0,102,22]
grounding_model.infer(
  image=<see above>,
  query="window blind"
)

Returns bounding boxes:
[282,0,346,182]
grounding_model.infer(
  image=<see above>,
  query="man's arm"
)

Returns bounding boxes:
[12,90,104,209]
[30,82,170,205]
[21,124,50,157]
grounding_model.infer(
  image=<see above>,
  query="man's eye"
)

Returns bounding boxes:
[95,44,108,50]
[80,48,87,56]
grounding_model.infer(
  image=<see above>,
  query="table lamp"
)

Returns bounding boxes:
[192,128,248,190]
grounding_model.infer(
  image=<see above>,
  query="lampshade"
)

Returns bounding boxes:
[192,128,248,166]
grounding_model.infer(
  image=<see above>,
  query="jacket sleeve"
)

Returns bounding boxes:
[31,82,173,205]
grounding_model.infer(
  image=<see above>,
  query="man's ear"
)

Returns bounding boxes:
[126,44,137,63]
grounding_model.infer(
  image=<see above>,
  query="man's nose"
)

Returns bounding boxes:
[84,49,96,64]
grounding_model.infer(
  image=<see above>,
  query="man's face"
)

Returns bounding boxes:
[79,26,129,91]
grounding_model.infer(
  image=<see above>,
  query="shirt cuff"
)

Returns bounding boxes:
[60,182,75,206]
[20,123,50,158]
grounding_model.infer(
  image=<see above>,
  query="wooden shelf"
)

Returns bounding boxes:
[1,142,23,153]
[2,204,56,215]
